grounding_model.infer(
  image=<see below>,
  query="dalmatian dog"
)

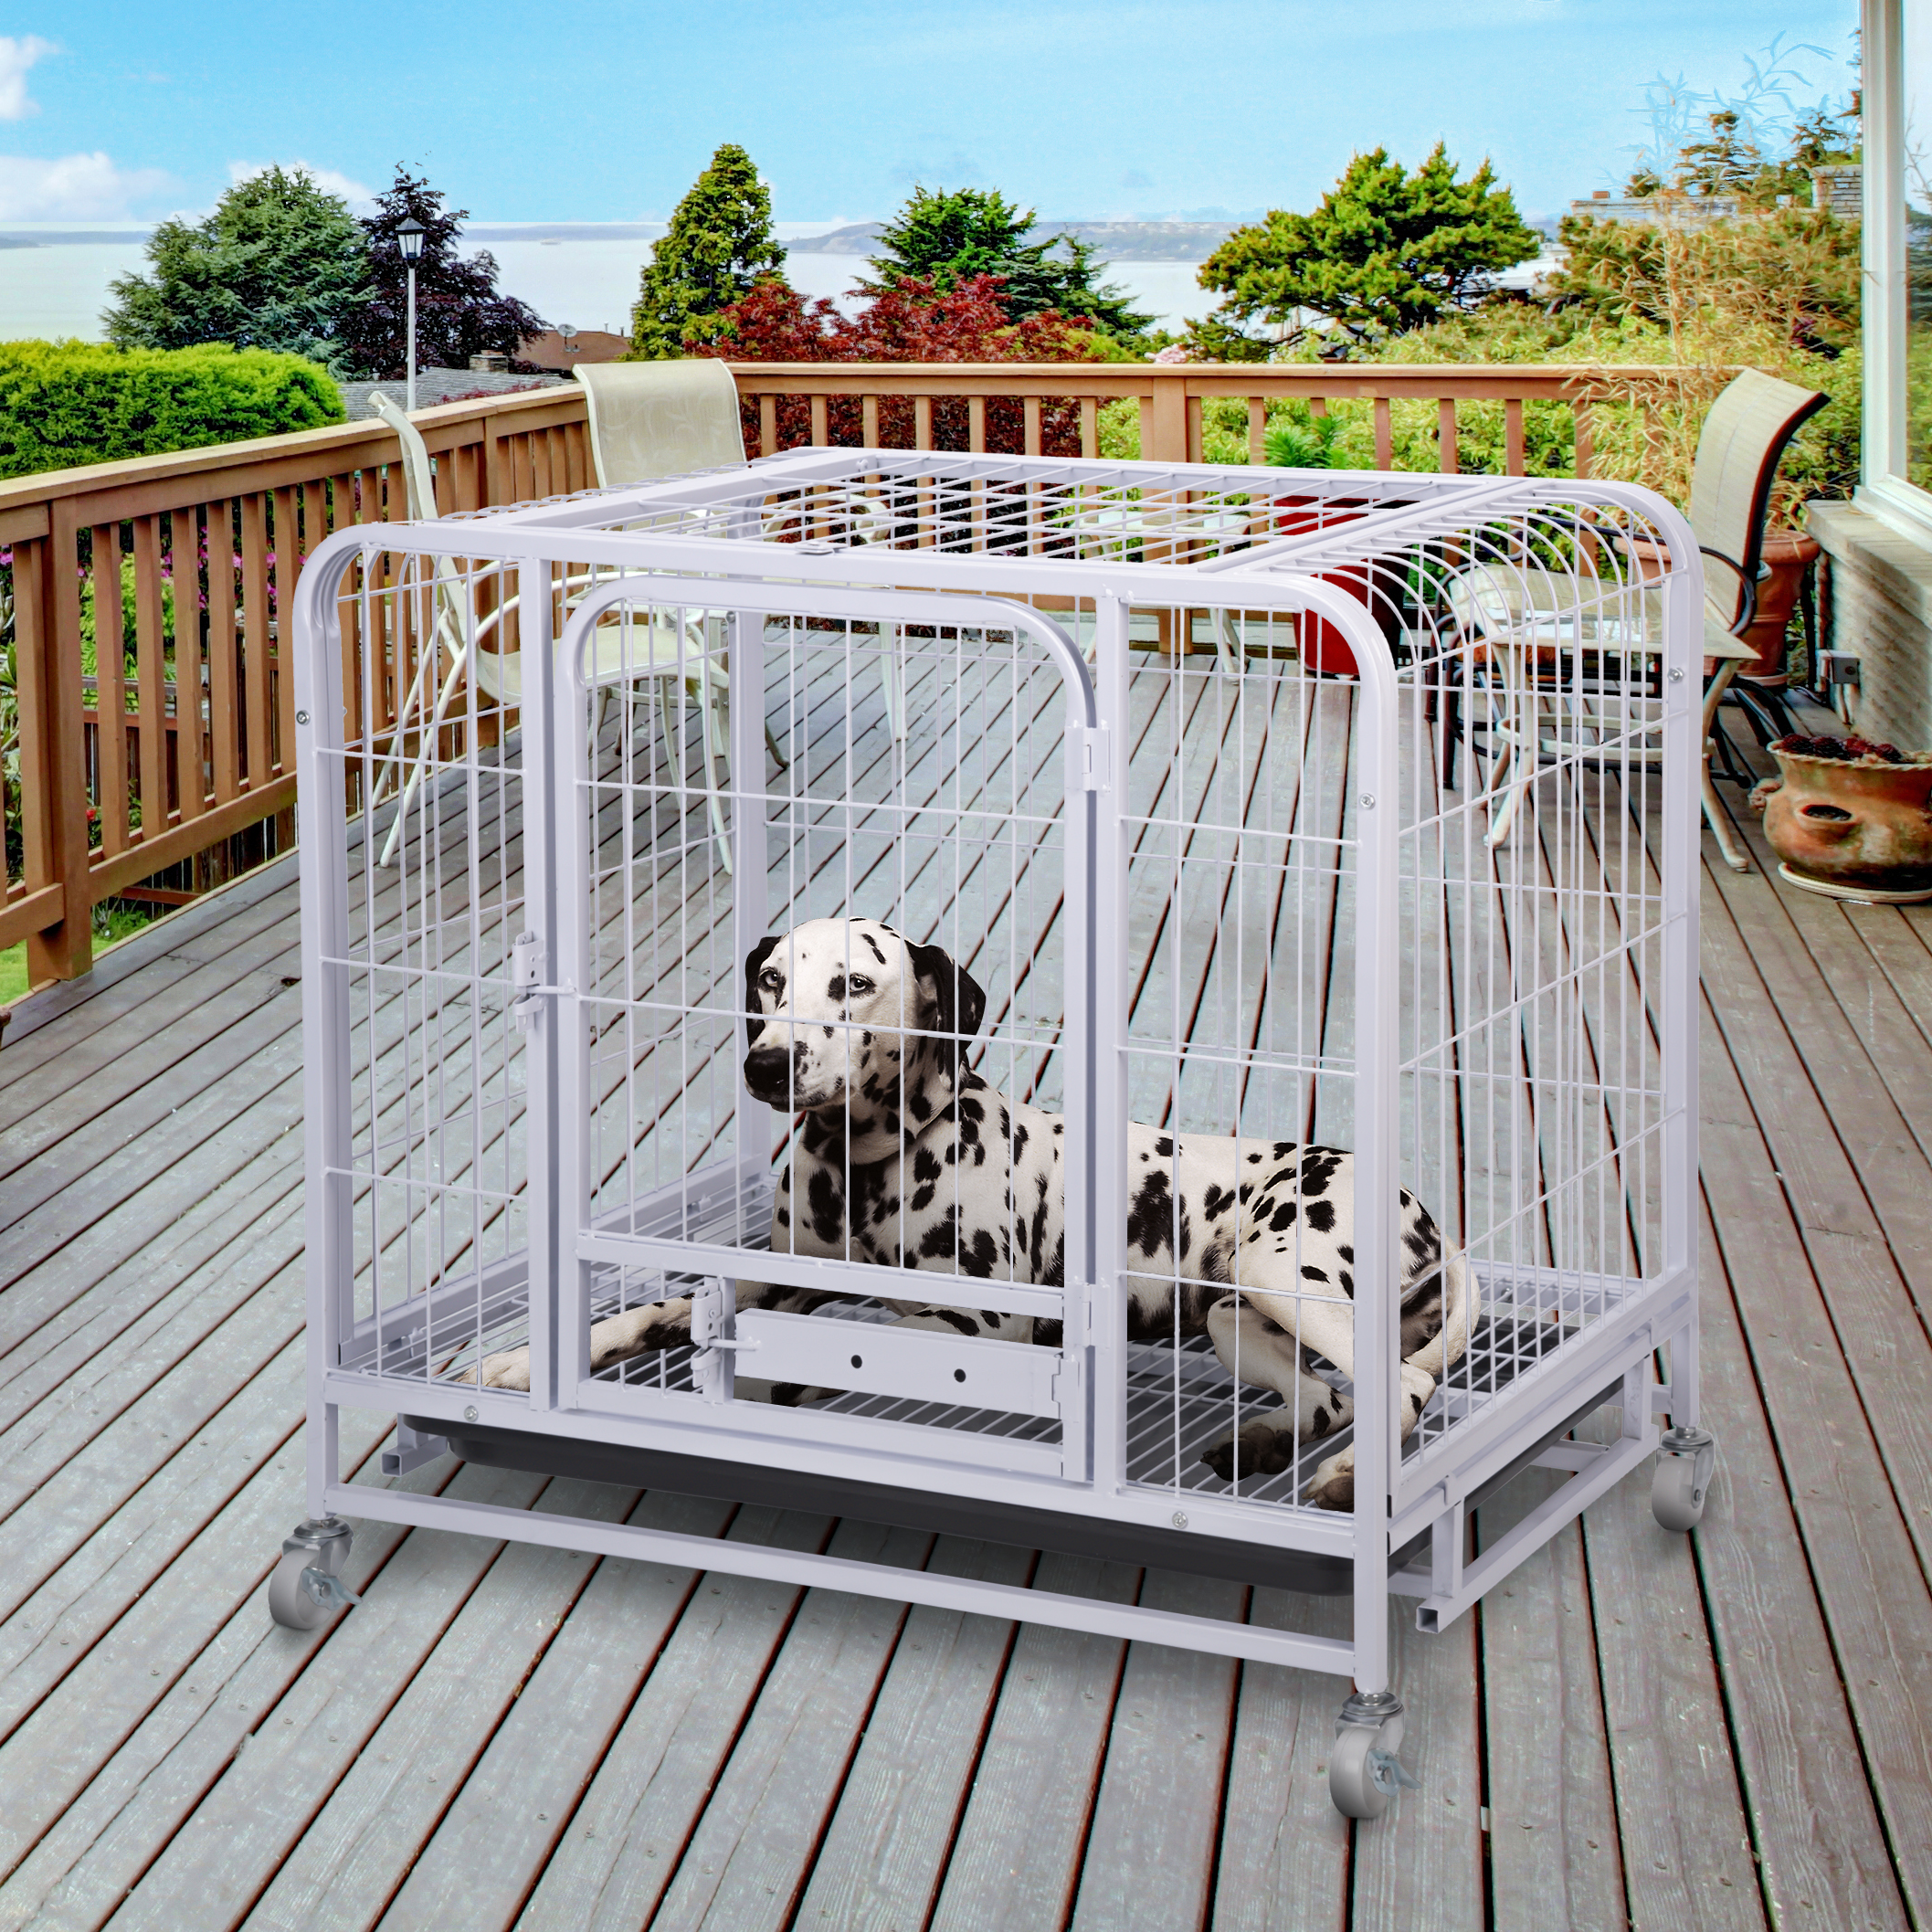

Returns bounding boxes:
[472,917,1476,1508]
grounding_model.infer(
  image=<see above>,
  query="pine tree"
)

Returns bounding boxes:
[336,168,546,380]
[102,167,371,370]
[1197,145,1541,347]
[631,145,787,359]
[861,186,1151,338]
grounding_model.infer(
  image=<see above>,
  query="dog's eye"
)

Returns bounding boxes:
[848,976,873,997]
[759,967,782,990]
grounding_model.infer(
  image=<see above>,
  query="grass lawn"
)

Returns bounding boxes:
[1,903,159,1011]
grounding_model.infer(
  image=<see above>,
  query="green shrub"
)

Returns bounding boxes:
[0,339,343,480]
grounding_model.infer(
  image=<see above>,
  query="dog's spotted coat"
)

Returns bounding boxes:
[477,918,1476,1507]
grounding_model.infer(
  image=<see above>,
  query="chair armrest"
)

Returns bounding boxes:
[1698,546,1757,636]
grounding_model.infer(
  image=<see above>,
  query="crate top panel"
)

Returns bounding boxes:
[404,451,1685,599]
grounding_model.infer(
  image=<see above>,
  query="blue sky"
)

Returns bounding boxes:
[1,1,1860,228]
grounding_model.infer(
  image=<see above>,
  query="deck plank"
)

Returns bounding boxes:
[512,1506,838,1932]
[1346,1607,1485,1932]
[1069,1570,1246,1932]
[0,1425,419,1931]
[103,1463,554,1932]
[1692,1203,1911,1930]
[1208,1590,1351,1932]
[925,1556,1140,1932]
[240,1477,650,1932]
[1697,981,1932,1924]
[787,1538,1033,1932]
[1583,1457,1764,1930]
[1475,1473,1628,1932]
[372,1490,736,1932]
[639,1521,932,1932]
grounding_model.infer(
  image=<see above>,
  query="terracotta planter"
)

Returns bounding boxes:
[1749,740,1932,901]
[1737,531,1822,681]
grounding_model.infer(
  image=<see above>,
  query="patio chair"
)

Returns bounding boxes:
[364,392,737,871]
[1442,366,1828,873]
[576,360,907,739]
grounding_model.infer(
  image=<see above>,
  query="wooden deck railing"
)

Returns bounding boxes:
[0,361,1617,989]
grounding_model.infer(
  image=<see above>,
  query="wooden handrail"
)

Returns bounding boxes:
[0,362,1637,991]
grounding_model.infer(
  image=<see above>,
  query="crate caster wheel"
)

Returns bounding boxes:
[1652,1426,1716,1533]
[267,1517,358,1631]
[1330,1690,1420,1820]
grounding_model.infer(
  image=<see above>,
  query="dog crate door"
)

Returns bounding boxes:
[554,575,1100,1479]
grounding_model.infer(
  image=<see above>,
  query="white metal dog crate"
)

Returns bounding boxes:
[287,449,1710,1817]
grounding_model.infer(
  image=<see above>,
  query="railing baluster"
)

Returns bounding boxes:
[174,504,206,821]
[1081,397,1098,459]
[272,485,301,791]
[1374,396,1393,470]
[132,514,168,842]
[915,396,934,453]
[1504,398,1526,477]
[1248,397,1265,465]
[207,499,240,807]
[1023,396,1042,458]
[810,396,829,447]
[862,395,881,449]
[967,396,987,454]
[90,523,129,860]
[239,494,271,793]
[1437,398,1459,474]
[1573,399,1594,480]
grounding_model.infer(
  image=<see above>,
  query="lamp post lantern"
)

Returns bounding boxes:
[396,217,427,413]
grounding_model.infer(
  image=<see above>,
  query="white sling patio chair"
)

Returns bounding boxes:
[576,359,906,739]
[1442,367,1827,874]
[365,391,736,871]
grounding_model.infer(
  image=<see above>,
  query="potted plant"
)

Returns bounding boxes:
[1748,734,1932,902]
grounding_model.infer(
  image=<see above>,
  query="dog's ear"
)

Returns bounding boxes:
[906,940,987,1077]
[744,934,780,1048]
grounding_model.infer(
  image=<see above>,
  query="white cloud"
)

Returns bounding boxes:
[227,158,379,213]
[0,151,170,221]
[0,34,55,121]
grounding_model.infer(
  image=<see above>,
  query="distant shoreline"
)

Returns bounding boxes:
[0,218,1252,262]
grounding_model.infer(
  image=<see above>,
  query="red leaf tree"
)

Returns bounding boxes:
[691,273,1098,456]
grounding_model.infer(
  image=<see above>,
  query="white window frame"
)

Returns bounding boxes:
[1861,0,1932,540]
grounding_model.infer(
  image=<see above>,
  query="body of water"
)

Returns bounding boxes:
[0,238,1214,345]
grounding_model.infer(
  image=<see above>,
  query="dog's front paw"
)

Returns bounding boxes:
[1201,1416,1298,1483]
[463,1346,532,1391]
[1306,1447,1356,1511]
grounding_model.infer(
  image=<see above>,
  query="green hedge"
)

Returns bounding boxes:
[0,339,344,480]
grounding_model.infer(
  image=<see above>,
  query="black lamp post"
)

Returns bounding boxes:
[396,217,427,412]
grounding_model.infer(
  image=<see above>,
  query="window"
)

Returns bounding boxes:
[1865,0,1932,528]
[1907,0,1932,492]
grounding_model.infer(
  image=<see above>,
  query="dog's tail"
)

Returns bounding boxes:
[1406,1251,1479,1379]
[1440,1251,1478,1372]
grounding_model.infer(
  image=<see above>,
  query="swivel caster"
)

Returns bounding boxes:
[267,1516,360,1631]
[1652,1426,1716,1533]
[1329,1689,1420,1820]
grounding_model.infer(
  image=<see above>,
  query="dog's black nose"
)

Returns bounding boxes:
[744,1047,793,1103]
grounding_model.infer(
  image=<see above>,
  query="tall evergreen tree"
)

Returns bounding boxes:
[101,167,371,370]
[337,168,546,380]
[631,145,787,358]
[1198,145,1541,347]
[861,186,1151,338]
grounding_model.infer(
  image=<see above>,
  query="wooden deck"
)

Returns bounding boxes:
[2,689,1930,1932]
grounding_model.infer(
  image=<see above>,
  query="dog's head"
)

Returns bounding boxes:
[743,918,986,1133]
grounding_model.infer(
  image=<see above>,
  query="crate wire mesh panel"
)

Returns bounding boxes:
[293,449,1704,1716]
